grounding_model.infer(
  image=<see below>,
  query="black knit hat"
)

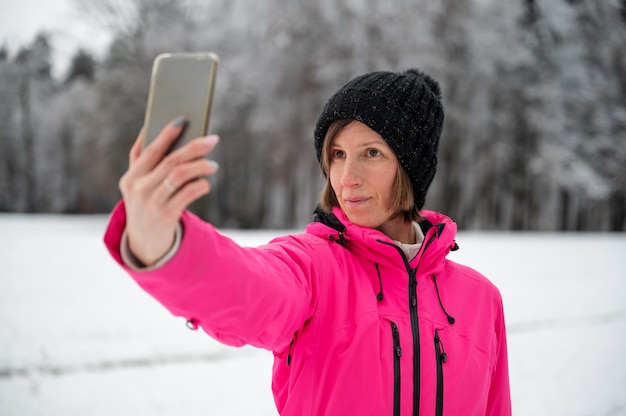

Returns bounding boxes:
[314,69,444,210]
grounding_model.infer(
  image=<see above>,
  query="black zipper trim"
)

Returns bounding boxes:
[375,263,384,301]
[378,229,439,416]
[408,267,420,416]
[434,329,447,416]
[391,322,402,416]
[286,336,296,366]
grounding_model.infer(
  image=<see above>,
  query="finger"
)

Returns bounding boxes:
[157,158,220,202]
[122,134,220,206]
[147,135,220,192]
[132,116,188,175]
[129,127,145,166]
[166,134,220,165]
[166,177,212,215]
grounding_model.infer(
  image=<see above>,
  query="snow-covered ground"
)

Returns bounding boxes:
[1,214,625,415]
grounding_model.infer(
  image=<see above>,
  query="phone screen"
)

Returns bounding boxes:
[142,52,219,153]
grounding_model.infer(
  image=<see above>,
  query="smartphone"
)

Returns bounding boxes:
[142,52,219,153]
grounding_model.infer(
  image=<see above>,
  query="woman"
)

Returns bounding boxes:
[104,69,511,415]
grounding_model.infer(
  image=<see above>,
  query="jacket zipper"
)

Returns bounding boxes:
[379,230,438,416]
[391,322,402,416]
[410,232,437,415]
[434,329,447,416]
[408,267,420,415]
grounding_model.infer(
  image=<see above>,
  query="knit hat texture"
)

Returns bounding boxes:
[314,69,444,210]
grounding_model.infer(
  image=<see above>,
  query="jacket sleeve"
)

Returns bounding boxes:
[103,201,320,352]
[485,292,512,415]
[120,224,183,270]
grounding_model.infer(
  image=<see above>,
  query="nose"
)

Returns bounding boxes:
[340,158,362,188]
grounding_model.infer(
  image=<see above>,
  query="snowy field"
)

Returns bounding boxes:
[1,214,625,416]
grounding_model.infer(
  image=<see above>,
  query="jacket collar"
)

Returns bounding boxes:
[307,206,459,275]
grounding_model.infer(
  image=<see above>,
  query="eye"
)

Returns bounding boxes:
[331,149,346,159]
[366,148,382,158]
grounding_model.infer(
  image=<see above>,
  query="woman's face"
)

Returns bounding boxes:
[329,121,401,233]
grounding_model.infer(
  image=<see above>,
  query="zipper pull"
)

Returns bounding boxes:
[434,330,448,363]
[391,322,402,357]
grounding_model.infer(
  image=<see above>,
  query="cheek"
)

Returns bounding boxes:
[378,173,398,208]
[329,167,342,192]
[379,171,397,194]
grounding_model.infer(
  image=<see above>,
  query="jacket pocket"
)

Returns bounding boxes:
[390,321,402,416]
[286,334,297,366]
[434,329,447,416]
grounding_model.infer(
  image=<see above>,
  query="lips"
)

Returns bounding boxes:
[344,196,371,206]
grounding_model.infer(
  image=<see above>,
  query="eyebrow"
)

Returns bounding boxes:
[332,140,387,148]
[359,140,386,147]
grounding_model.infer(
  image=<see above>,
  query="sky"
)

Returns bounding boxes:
[0,0,111,78]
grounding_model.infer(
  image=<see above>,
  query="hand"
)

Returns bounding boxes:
[119,117,220,266]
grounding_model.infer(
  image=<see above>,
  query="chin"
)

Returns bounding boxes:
[344,212,382,229]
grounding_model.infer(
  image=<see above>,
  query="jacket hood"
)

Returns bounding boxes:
[306,206,458,276]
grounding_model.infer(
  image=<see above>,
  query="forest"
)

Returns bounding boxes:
[0,0,624,230]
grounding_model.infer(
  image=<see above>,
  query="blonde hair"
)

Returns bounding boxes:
[319,119,420,222]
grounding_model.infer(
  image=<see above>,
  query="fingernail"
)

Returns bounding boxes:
[171,116,187,128]
[208,160,220,170]
[203,135,219,145]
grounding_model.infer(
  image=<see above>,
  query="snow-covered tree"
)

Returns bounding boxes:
[1,0,624,230]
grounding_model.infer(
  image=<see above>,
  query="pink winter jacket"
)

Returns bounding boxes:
[104,201,511,416]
